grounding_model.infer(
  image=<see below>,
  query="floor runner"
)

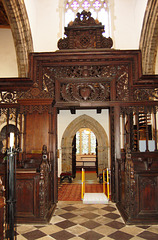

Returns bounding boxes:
[58,184,103,201]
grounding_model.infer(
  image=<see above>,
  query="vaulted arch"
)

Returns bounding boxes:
[139,0,158,74]
[2,0,33,77]
[61,114,109,175]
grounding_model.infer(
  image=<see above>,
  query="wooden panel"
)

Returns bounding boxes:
[0,199,5,240]
[138,174,158,214]
[16,171,40,221]
[26,112,49,153]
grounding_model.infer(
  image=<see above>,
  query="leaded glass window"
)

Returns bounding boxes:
[90,131,96,153]
[76,128,96,154]
[76,131,80,154]
[65,0,111,37]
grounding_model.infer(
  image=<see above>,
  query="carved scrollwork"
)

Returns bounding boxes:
[116,65,129,101]
[58,38,69,50]
[70,10,99,26]
[61,82,110,102]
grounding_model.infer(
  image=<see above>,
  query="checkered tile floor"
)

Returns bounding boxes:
[16,201,158,240]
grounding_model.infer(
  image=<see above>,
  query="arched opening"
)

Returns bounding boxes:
[2,0,33,77]
[0,124,19,153]
[61,114,109,178]
[72,128,98,177]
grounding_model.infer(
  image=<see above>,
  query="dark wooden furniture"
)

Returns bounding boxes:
[60,172,72,183]
[0,176,5,240]
[0,147,56,224]
[0,10,158,225]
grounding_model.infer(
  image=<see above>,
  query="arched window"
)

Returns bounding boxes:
[76,128,96,154]
[65,0,111,37]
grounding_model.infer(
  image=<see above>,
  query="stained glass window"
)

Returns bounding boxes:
[76,131,80,154]
[76,128,96,154]
[65,0,110,37]
[90,131,96,153]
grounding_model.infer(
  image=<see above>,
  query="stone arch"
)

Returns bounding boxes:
[139,0,158,74]
[61,114,109,175]
[2,0,33,77]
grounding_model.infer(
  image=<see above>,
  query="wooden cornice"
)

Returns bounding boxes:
[0,78,33,90]
[17,99,53,106]
[133,75,158,85]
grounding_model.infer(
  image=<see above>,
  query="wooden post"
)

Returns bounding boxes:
[114,106,121,203]
[52,107,58,203]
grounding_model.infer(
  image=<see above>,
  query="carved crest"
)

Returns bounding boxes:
[80,86,91,100]
[58,10,113,49]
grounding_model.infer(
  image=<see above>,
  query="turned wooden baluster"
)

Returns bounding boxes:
[153,106,157,151]
[145,107,149,152]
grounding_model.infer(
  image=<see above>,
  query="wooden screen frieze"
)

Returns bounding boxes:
[51,65,117,79]
[61,82,110,102]
[133,88,158,101]
[19,104,51,114]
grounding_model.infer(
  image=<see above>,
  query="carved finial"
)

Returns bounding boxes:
[69,10,99,26]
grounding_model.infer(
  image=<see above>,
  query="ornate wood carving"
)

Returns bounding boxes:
[19,104,51,114]
[116,65,129,101]
[61,82,110,102]
[17,82,54,100]
[58,10,113,49]
[0,91,17,103]
[39,145,50,218]
[133,88,158,101]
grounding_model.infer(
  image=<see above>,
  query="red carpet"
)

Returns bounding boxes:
[58,184,103,201]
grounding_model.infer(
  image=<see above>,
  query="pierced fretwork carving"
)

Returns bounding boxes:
[133,88,158,101]
[58,10,113,49]
[17,82,54,100]
[116,66,129,101]
[53,65,117,79]
[61,82,110,102]
[0,91,17,103]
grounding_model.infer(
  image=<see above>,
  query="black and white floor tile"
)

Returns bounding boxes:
[16,201,158,240]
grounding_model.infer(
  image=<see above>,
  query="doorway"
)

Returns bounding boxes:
[59,111,109,180]
[72,128,98,178]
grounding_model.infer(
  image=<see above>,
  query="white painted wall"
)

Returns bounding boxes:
[0,29,18,77]
[25,0,148,51]
[57,109,110,176]
[113,0,148,49]
[0,0,148,76]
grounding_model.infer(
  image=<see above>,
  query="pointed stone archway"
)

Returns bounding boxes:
[61,114,109,175]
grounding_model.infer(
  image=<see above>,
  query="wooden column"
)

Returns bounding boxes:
[52,107,58,203]
[114,106,121,203]
[153,106,157,151]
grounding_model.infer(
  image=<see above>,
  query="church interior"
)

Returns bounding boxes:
[0,0,158,239]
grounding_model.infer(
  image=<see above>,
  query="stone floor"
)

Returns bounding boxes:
[16,201,158,240]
